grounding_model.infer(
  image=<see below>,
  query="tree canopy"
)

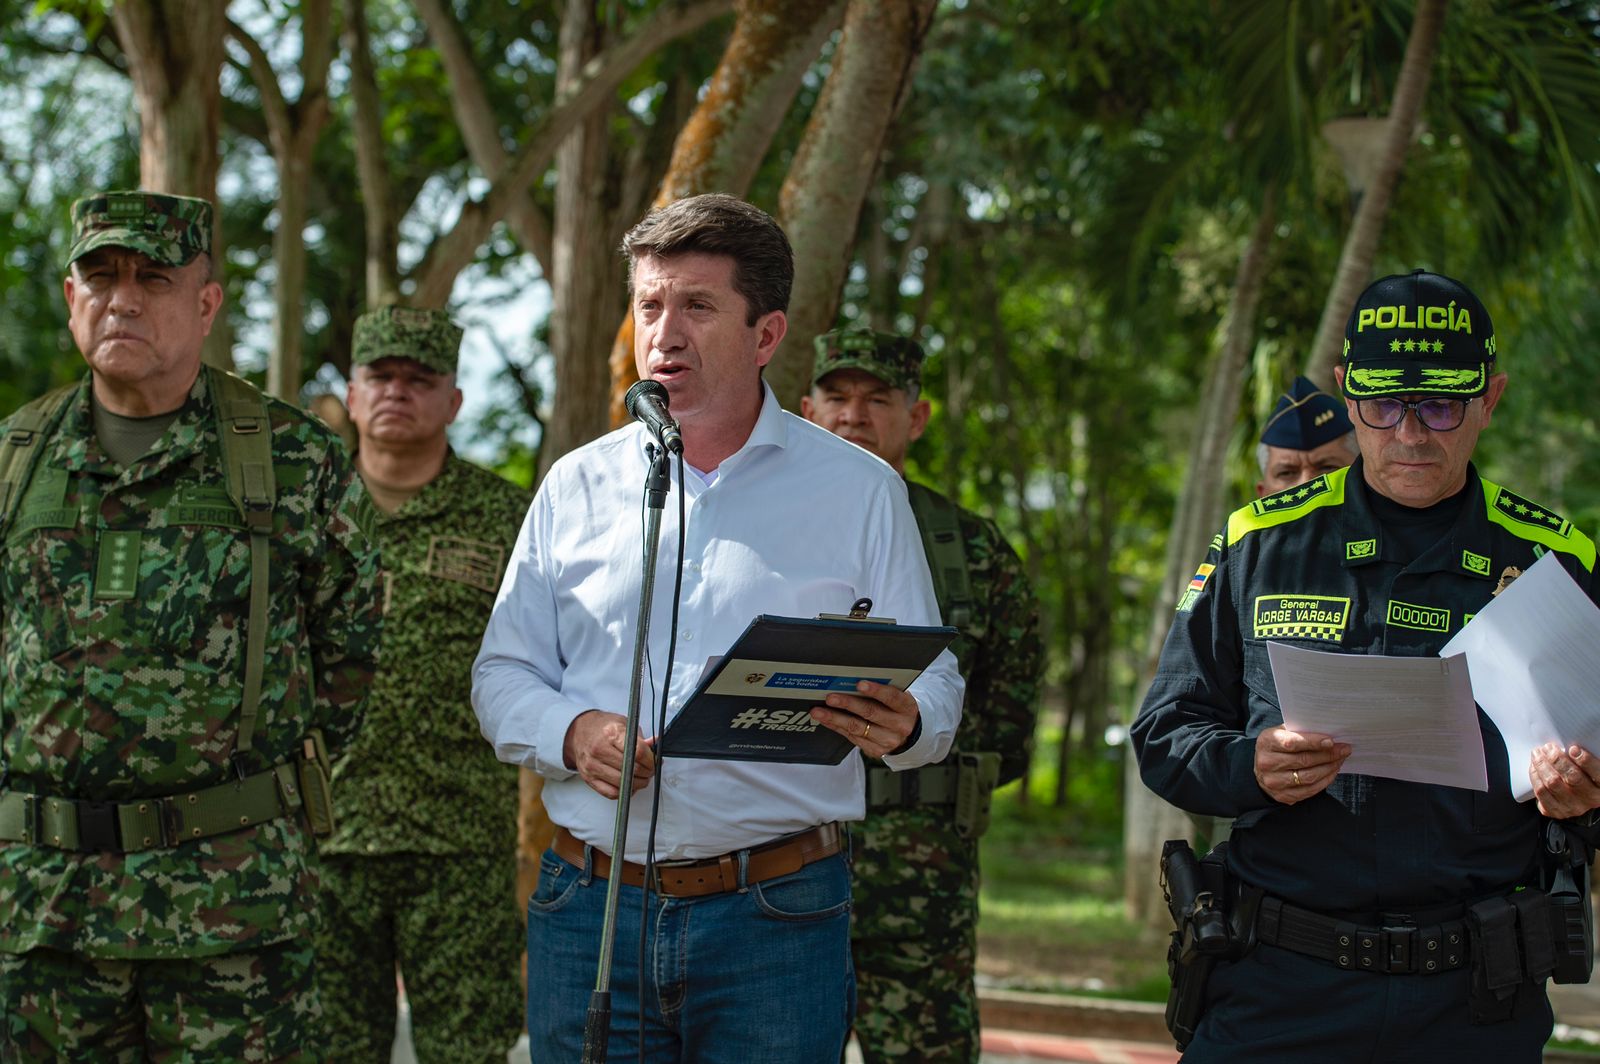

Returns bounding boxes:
[6,0,1600,905]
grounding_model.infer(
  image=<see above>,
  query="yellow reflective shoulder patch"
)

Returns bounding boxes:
[1227,469,1349,547]
[1481,478,1597,573]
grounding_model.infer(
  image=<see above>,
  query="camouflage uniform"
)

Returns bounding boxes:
[315,307,529,1062]
[0,191,383,1062]
[812,327,1044,1062]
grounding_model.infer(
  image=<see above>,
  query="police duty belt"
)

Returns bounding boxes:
[1255,894,1470,975]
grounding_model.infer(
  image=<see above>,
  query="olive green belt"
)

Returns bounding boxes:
[0,762,303,853]
[866,764,960,808]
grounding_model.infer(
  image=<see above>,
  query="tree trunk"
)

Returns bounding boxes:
[269,157,311,400]
[605,0,846,426]
[771,0,939,410]
[1302,0,1448,387]
[344,0,400,307]
[539,2,627,482]
[413,0,555,274]
[229,5,334,401]
[409,0,733,308]
[111,0,230,369]
[1122,189,1279,926]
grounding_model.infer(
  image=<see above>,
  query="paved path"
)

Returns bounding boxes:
[385,980,1600,1063]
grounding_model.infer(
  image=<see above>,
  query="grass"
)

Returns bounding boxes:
[975,779,1170,1001]
[972,771,1600,1048]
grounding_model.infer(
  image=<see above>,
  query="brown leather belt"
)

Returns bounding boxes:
[552,823,842,898]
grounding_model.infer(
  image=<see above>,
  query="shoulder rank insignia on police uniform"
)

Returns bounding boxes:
[1252,473,1333,516]
[1492,487,1571,537]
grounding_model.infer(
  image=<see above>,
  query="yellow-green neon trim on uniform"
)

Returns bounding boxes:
[1226,467,1350,547]
[1480,477,1596,572]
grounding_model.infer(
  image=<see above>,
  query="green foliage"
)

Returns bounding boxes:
[0,9,138,417]
[10,4,1600,867]
[980,783,1169,996]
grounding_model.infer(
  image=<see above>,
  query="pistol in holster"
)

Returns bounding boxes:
[1543,819,1594,985]
[953,751,1001,839]
[1160,838,1257,1051]
[295,728,336,838]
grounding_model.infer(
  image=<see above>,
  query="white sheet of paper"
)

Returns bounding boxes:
[1266,641,1487,791]
[1440,550,1600,802]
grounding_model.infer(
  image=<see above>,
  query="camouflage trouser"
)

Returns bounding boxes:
[0,937,320,1063]
[850,807,981,1063]
[316,852,522,1063]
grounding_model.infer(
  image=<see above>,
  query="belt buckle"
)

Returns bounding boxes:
[649,856,700,895]
[1382,923,1417,974]
[22,794,42,844]
[76,799,121,853]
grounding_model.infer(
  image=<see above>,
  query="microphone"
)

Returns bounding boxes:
[624,379,684,455]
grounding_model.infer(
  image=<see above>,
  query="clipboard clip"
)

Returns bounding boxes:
[817,597,897,624]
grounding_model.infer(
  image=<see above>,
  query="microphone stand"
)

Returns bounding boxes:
[583,441,671,1063]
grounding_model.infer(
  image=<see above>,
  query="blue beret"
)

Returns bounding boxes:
[1260,376,1353,450]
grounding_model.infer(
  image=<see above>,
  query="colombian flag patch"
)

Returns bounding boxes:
[1176,562,1215,613]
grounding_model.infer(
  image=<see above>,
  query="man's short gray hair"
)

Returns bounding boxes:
[1256,431,1359,475]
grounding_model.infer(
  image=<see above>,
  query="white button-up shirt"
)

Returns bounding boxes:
[472,385,964,860]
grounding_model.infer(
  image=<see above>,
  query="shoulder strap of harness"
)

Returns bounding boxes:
[207,367,277,760]
[0,384,77,539]
[907,480,974,629]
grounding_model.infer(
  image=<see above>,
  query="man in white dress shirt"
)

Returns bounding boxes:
[472,193,963,1061]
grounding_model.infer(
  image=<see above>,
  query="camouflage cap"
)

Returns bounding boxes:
[811,325,925,392]
[67,190,213,268]
[351,306,464,376]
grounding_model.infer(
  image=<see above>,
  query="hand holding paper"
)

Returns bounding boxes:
[1266,641,1487,791]
[1441,551,1600,804]
[1528,741,1600,818]
[1253,726,1351,804]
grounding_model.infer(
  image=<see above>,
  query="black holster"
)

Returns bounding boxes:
[1160,839,1255,1050]
[1544,819,1594,985]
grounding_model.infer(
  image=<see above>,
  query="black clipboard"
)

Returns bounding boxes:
[658,612,957,764]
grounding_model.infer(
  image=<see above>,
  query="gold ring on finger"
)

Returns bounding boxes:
[1292,770,1301,786]
[863,722,872,740]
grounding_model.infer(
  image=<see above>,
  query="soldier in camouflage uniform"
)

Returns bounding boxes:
[0,190,383,1060]
[315,306,529,1061]
[803,326,1043,1062]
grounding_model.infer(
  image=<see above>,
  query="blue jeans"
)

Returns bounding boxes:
[525,842,855,1063]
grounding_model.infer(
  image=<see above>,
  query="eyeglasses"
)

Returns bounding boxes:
[1354,396,1474,432]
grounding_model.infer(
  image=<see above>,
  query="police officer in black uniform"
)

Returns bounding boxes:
[1134,270,1600,1062]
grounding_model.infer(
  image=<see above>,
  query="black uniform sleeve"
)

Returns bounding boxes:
[1130,531,1276,818]
[1558,551,1600,844]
